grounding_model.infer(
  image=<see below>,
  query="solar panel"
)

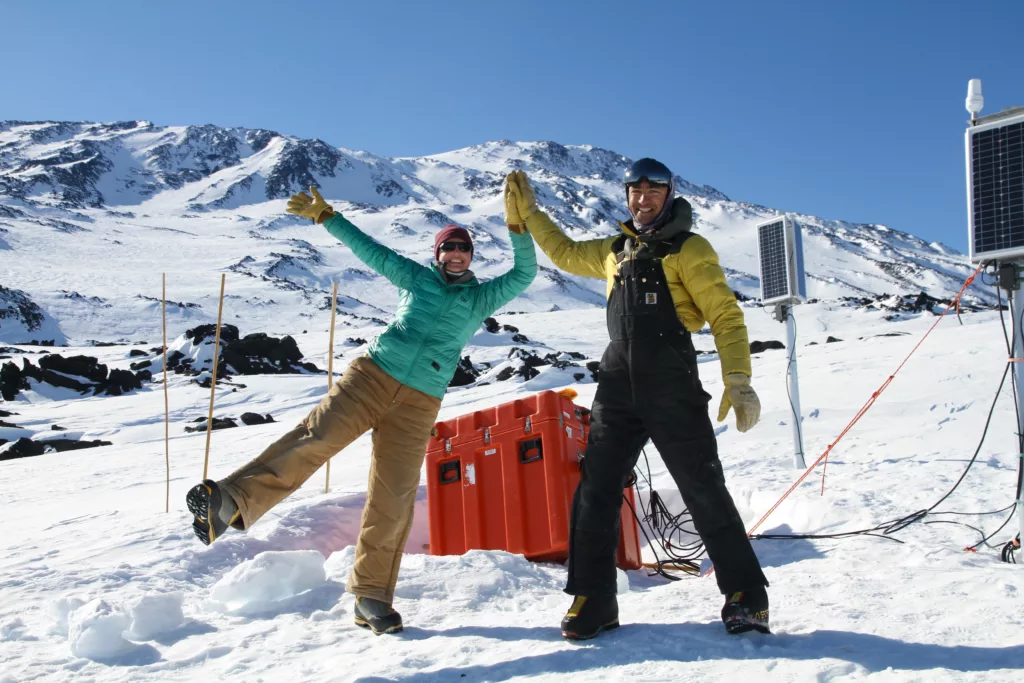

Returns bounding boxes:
[759,220,788,302]
[757,215,807,305]
[968,110,1024,262]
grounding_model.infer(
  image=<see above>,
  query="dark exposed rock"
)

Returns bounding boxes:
[826,336,843,343]
[167,327,321,380]
[448,356,480,388]
[20,359,93,393]
[184,417,238,433]
[135,370,153,382]
[130,359,152,371]
[502,324,520,334]
[38,354,108,382]
[0,286,45,332]
[185,323,240,345]
[264,139,345,200]
[129,349,148,357]
[51,425,66,431]
[482,317,500,334]
[839,291,993,317]
[0,437,112,461]
[102,369,142,396]
[749,340,785,354]
[0,361,26,401]
[586,361,601,382]
[240,412,275,426]
[345,337,367,346]
[222,333,302,374]
[2,353,150,400]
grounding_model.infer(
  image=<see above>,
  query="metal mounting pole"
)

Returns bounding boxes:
[775,303,806,469]
[1009,264,1024,551]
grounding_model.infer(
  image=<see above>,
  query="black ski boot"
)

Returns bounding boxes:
[354,597,403,635]
[186,479,240,546]
[561,595,619,640]
[721,587,770,634]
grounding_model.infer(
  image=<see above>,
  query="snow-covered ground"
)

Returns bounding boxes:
[2,302,1023,682]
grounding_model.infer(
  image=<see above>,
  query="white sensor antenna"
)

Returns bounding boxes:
[967,79,984,120]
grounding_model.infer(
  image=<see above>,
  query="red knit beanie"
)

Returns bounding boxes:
[433,225,474,261]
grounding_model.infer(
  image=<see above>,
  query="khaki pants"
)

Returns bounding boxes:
[219,356,441,604]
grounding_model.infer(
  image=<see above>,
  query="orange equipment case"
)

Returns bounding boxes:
[425,390,642,569]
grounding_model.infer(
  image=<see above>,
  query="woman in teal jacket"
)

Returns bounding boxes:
[187,185,536,635]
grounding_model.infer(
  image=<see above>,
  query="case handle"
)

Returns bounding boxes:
[439,460,461,484]
[519,437,543,464]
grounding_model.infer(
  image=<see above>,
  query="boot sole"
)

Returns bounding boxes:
[185,483,215,546]
[354,615,404,635]
[725,619,771,635]
[562,620,619,641]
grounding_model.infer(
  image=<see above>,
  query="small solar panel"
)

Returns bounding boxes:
[968,110,1024,263]
[757,215,807,305]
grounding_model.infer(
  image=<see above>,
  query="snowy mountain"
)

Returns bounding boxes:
[0,119,990,346]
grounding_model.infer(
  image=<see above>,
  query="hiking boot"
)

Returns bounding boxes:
[354,597,403,635]
[721,586,770,634]
[560,594,619,640]
[186,479,240,546]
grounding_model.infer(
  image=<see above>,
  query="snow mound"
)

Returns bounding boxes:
[209,549,327,615]
[67,599,133,660]
[0,617,30,642]
[126,592,185,640]
[48,595,86,637]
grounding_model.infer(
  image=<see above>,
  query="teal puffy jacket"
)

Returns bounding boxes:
[323,214,537,398]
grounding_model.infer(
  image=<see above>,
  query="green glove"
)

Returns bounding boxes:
[506,170,538,221]
[717,373,761,433]
[287,186,335,224]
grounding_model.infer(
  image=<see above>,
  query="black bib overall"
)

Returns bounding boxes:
[566,234,768,596]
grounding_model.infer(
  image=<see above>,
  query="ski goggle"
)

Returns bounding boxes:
[623,159,673,189]
[439,241,472,253]
[625,175,671,190]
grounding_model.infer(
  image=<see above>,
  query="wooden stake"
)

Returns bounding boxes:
[325,281,338,494]
[163,273,170,514]
[202,274,226,481]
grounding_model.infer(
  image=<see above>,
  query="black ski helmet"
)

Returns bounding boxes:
[623,158,673,190]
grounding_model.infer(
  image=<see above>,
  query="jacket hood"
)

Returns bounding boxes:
[620,197,693,243]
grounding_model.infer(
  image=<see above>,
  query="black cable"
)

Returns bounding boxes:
[629,446,706,576]
[995,272,1024,560]
[645,344,1013,557]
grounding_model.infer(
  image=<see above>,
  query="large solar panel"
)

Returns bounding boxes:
[757,215,807,305]
[968,110,1024,262]
[759,220,789,302]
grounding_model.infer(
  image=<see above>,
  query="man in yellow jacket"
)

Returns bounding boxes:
[505,159,768,639]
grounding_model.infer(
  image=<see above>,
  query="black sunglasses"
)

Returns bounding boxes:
[439,242,472,253]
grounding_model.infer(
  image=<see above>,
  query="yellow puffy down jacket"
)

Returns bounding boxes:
[524,202,751,379]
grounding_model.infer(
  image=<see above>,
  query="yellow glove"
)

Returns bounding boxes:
[287,186,335,224]
[505,170,538,221]
[504,173,523,225]
[717,373,761,433]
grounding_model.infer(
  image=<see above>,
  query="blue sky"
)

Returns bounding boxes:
[5,0,1023,251]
